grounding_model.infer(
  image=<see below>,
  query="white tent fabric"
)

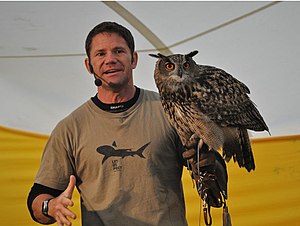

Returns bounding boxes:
[0,1,299,137]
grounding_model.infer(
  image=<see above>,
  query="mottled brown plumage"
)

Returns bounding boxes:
[150,50,269,172]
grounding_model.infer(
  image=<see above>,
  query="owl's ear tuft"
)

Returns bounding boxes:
[149,53,160,58]
[149,53,170,61]
[186,50,199,58]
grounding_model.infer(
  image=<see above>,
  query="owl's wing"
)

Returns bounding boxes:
[192,65,269,132]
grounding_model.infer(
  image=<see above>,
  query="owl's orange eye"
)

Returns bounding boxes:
[165,62,175,71]
[183,62,190,69]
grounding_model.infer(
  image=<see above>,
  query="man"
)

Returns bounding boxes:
[27,21,189,226]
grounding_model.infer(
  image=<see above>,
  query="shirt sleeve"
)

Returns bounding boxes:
[34,120,76,190]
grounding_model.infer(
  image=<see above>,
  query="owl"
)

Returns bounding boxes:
[150,50,269,172]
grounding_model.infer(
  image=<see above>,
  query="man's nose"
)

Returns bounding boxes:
[104,52,117,64]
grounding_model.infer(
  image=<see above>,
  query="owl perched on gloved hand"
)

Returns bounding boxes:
[150,50,269,172]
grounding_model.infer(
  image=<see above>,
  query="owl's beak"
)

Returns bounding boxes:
[178,67,183,78]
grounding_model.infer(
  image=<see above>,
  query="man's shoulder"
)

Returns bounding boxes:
[141,88,160,100]
[66,99,92,119]
[53,99,92,131]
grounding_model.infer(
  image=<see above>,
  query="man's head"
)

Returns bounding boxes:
[85,21,135,60]
[84,22,138,91]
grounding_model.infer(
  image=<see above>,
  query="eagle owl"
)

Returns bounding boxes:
[150,51,269,172]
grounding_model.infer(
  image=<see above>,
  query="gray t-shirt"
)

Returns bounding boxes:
[35,89,187,226]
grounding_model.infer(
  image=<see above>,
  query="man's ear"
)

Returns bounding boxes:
[85,58,92,74]
[131,51,138,69]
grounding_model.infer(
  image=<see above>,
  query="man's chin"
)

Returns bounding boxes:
[107,79,129,92]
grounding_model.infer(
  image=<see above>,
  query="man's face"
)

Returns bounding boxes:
[87,32,137,90]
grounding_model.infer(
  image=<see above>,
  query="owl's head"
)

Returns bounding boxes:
[149,50,199,92]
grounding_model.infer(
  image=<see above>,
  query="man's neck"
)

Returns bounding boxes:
[97,85,136,104]
[91,87,140,113]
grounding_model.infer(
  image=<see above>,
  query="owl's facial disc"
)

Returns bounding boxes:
[164,59,191,79]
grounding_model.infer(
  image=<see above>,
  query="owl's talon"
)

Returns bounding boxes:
[185,134,200,149]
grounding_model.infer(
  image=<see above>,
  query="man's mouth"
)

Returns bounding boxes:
[104,69,121,75]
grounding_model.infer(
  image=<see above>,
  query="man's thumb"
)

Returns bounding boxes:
[64,175,76,199]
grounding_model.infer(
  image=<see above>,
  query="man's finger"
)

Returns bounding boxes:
[64,175,76,199]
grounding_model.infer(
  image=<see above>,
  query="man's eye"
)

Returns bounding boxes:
[96,52,105,56]
[116,49,124,54]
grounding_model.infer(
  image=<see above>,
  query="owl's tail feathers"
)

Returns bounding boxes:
[222,128,255,172]
[240,128,255,172]
[246,101,271,135]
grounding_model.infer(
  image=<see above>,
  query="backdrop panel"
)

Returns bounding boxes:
[0,126,299,225]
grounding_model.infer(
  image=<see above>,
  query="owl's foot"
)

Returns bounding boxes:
[183,134,204,159]
[186,134,200,148]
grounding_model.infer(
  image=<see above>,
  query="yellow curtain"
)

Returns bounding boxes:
[0,125,299,226]
[183,135,300,225]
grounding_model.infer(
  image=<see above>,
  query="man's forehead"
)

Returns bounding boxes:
[91,32,128,50]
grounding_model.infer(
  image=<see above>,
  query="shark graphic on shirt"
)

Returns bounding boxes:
[96,141,150,164]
